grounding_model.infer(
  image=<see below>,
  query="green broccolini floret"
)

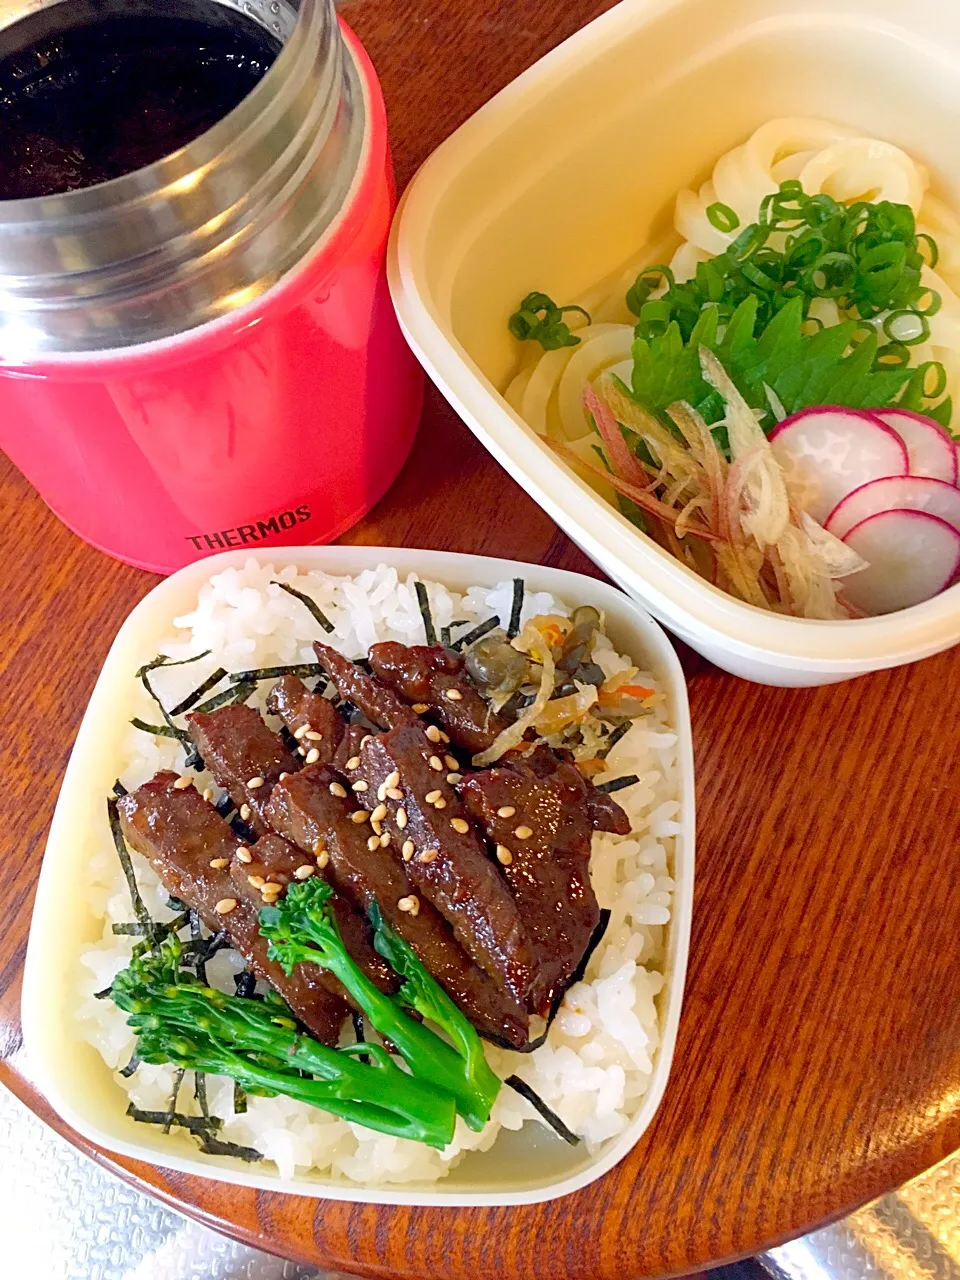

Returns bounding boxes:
[111,936,456,1149]
[260,879,501,1131]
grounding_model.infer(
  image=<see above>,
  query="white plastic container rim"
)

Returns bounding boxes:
[387,0,960,679]
[21,546,695,1207]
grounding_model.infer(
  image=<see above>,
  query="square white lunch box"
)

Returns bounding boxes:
[388,0,960,686]
[21,546,694,1206]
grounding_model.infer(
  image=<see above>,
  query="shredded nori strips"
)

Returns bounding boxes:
[194,1071,211,1126]
[451,615,500,651]
[126,1104,221,1134]
[107,796,151,929]
[214,794,234,819]
[169,667,228,717]
[231,968,260,1114]
[271,580,335,633]
[234,970,257,1000]
[94,985,113,1000]
[507,578,525,640]
[598,722,630,759]
[414,580,437,645]
[351,1011,370,1066]
[194,681,255,714]
[479,909,611,1055]
[188,910,208,983]
[595,774,639,794]
[231,662,326,683]
[505,1076,580,1145]
[112,911,189,940]
[130,717,179,738]
[563,908,611,992]
[112,780,128,797]
[197,1134,262,1162]
[230,814,257,843]
[163,1068,186,1134]
[119,1052,140,1078]
[136,651,210,766]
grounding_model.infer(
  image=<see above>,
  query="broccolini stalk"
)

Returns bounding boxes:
[368,900,500,1125]
[260,880,499,1130]
[111,938,455,1149]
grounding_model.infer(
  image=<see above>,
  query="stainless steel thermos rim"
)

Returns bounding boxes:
[0,0,365,357]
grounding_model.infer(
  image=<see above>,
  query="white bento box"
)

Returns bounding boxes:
[21,547,694,1206]
[388,0,960,686]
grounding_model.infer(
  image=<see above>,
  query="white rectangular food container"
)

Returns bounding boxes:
[21,546,694,1207]
[388,0,960,686]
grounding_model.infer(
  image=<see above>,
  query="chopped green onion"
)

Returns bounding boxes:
[706,201,739,233]
[916,232,939,268]
[883,309,930,346]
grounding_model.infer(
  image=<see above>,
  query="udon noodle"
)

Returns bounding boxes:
[507,117,960,475]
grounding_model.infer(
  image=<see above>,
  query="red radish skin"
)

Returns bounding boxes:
[873,409,958,484]
[840,509,960,615]
[769,407,908,524]
[825,475,960,540]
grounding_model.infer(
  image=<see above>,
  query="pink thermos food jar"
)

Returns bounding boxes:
[0,0,423,573]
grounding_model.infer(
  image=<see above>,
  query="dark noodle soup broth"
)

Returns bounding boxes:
[0,3,282,200]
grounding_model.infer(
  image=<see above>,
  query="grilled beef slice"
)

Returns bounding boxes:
[186,704,299,836]
[237,832,397,995]
[266,675,343,766]
[459,750,604,1013]
[354,725,535,1003]
[368,641,509,756]
[117,771,348,1045]
[265,766,529,1046]
[313,642,420,731]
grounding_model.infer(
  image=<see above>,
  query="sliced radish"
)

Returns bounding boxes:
[769,407,908,524]
[840,510,960,615]
[825,475,960,540]
[872,409,958,484]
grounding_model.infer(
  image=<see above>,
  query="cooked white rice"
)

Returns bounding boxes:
[75,559,679,1185]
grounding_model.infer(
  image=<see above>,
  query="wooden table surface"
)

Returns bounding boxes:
[3,0,960,1276]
